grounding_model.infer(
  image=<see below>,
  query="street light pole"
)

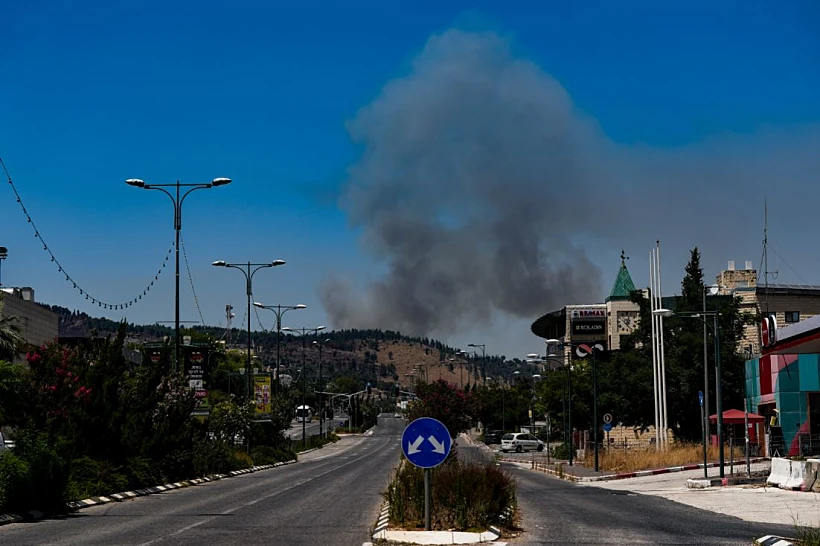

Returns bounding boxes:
[282,325,325,447]
[213,260,286,399]
[253,302,307,394]
[468,343,486,386]
[313,338,331,438]
[654,308,724,478]
[127,177,231,373]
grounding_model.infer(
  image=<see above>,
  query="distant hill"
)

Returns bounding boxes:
[38,303,526,388]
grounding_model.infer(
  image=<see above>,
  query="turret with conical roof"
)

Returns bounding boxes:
[607,250,636,302]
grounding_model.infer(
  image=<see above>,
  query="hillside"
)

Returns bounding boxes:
[39,304,510,389]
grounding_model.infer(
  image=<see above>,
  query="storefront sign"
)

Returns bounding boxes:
[572,319,606,335]
[571,308,606,319]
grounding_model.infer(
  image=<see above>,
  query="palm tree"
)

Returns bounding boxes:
[0,298,24,361]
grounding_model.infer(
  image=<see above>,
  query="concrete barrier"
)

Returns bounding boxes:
[803,459,819,491]
[782,459,807,490]
[767,457,792,488]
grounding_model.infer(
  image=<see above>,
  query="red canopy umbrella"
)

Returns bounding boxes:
[709,408,765,424]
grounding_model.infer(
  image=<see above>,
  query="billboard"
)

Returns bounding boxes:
[254,375,272,416]
[570,308,606,319]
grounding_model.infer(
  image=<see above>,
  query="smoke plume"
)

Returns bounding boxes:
[319,28,820,338]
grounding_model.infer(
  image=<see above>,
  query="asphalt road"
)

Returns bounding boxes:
[286,414,349,441]
[503,461,795,545]
[0,415,404,546]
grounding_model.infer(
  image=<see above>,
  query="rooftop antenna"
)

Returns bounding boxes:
[762,199,778,315]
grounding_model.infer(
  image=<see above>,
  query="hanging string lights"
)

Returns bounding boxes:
[1,157,174,310]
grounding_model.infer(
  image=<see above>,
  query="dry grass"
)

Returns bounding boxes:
[588,443,748,473]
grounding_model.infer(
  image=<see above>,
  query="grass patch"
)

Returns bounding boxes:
[585,442,747,473]
[384,456,515,531]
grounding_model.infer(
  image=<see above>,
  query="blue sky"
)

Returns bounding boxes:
[2,1,819,359]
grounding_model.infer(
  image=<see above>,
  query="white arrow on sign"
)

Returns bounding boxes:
[408,435,424,455]
[428,435,446,454]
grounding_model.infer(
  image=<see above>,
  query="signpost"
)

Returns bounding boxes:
[602,414,613,451]
[402,417,452,530]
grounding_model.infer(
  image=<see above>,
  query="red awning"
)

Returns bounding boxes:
[709,409,765,424]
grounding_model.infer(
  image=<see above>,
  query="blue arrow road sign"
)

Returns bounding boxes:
[698,390,704,407]
[602,423,613,432]
[402,417,452,469]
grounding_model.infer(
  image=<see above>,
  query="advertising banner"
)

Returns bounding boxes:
[183,346,209,416]
[254,375,272,416]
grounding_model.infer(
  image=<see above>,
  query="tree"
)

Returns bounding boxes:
[407,380,473,438]
[0,297,24,361]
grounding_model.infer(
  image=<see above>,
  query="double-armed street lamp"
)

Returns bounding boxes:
[467,343,487,386]
[282,325,326,447]
[544,338,604,469]
[654,307,724,478]
[253,302,307,394]
[527,352,569,462]
[126,177,231,373]
[212,260,286,399]
[312,338,331,438]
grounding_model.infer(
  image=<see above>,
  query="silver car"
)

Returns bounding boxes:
[501,432,544,453]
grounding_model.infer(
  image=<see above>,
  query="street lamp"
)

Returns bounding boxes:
[212,260,286,399]
[127,177,231,373]
[531,349,573,466]
[313,338,331,438]
[467,343,487,386]
[282,325,326,447]
[545,338,603,469]
[654,307,724,478]
[253,302,307,394]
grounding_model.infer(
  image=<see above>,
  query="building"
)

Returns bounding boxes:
[0,287,58,352]
[530,253,640,351]
[746,313,820,457]
[716,260,820,354]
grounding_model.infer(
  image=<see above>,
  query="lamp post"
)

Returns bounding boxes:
[467,343,486,386]
[545,339,603,469]
[253,302,307,394]
[528,353,568,463]
[282,325,325,447]
[313,338,331,438]
[654,308,724,478]
[212,260,285,399]
[127,177,231,373]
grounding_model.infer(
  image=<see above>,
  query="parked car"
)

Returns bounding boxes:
[501,432,544,453]
[483,430,503,445]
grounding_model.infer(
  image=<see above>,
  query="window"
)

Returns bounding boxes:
[785,311,800,323]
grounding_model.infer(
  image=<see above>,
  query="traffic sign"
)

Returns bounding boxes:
[698,390,704,407]
[603,423,613,432]
[402,417,452,469]
[603,413,613,424]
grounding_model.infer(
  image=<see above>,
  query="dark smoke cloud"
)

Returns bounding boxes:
[319,28,820,338]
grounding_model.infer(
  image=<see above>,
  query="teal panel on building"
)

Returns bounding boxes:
[776,361,802,393]
[798,354,820,392]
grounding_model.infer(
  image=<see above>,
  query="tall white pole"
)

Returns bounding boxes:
[657,241,669,449]
[649,249,660,449]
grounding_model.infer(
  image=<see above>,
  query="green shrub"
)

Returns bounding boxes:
[250,446,295,465]
[12,431,69,513]
[231,449,254,470]
[193,438,236,476]
[124,457,159,490]
[0,451,33,513]
[553,442,576,460]
[67,457,128,501]
[385,458,515,531]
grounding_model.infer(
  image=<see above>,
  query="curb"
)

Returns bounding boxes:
[0,459,298,526]
[755,535,795,545]
[522,457,770,483]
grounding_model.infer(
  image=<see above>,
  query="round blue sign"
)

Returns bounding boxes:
[698,390,704,407]
[401,417,452,469]
[602,423,613,432]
